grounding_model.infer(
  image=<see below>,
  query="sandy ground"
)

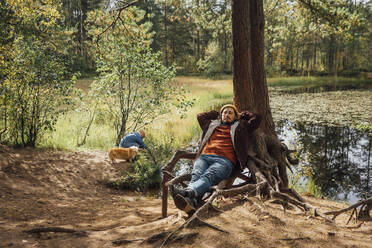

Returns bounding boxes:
[1,145,372,248]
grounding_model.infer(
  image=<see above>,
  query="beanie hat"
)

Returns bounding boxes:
[220,104,239,116]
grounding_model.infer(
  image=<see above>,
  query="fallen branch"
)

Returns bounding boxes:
[324,197,372,222]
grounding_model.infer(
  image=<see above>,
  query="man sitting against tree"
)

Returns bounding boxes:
[171,104,261,214]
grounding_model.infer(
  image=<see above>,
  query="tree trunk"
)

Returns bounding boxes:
[195,0,200,62]
[328,34,335,75]
[164,1,169,67]
[232,0,275,135]
[79,0,88,55]
[313,37,317,72]
[232,0,295,189]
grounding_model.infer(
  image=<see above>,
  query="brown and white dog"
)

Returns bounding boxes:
[108,146,139,164]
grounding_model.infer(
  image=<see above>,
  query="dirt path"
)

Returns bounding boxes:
[1,145,371,247]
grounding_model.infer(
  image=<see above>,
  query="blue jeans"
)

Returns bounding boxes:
[188,154,233,197]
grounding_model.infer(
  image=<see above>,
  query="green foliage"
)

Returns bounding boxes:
[289,176,323,198]
[265,0,371,76]
[110,133,175,191]
[7,0,368,78]
[86,7,192,146]
[112,156,162,191]
[0,0,77,147]
[61,0,105,74]
[355,123,372,133]
[197,41,225,78]
[0,1,14,47]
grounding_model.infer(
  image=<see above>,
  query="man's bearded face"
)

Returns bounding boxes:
[221,107,236,124]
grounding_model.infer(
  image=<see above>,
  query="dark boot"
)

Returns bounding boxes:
[170,185,196,198]
[173,194,197,214]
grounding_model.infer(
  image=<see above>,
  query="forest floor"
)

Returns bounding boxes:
[1,144,372,248]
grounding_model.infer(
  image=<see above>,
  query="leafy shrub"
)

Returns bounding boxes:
[110,133,175,191]
[0,2,76,147]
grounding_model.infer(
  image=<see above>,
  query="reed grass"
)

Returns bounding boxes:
[268,76,372,92]
[40,111,116,151]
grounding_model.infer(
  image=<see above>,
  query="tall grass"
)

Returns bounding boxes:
[268,76,372,93]
[41,110,116,150]
[147,77,233,149]
[39,76,234,151]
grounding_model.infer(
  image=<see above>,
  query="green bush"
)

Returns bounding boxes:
[0,2,77,147]
[1,36,76,147]
[109,133,175,191]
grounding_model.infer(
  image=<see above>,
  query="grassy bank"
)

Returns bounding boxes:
[268,76,372,93]
[40,76,233,151]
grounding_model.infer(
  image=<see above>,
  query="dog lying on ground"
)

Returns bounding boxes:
[108,146,139,163]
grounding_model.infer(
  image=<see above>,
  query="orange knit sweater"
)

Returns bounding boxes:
[201,125,237,165]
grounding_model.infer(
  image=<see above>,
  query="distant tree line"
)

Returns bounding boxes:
[59,0,371,77]
[10,0,367,77]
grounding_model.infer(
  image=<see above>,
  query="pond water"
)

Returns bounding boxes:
[277,120,371,204]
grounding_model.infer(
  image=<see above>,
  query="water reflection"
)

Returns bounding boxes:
[277,120,372,204]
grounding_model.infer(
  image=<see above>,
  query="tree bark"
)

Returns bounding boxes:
[164,1,169,67]
[232,0,293,188]
[232,0,275,135]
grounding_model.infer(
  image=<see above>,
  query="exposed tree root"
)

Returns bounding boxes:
[346,208,357,225]
[159,215,227,247]
[324,197,372,223]
[270,191,333,223]
[24,227,88,237]
[167,232,198,243]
